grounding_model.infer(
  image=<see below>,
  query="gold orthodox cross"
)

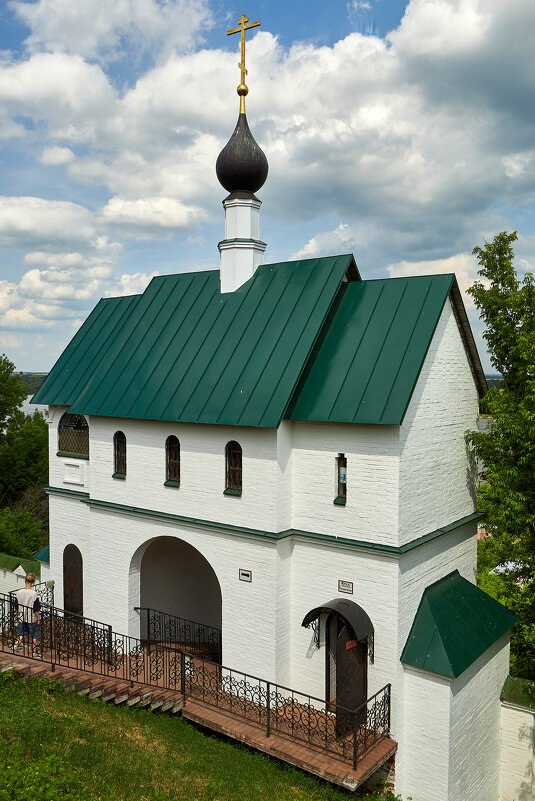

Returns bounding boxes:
[226,14,261,113]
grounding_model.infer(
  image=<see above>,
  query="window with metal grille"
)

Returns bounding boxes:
[113,431,126,478]
[225,440,242,495]
[334,453,347,505]
[165,435,180,486]
[58,413,89,458]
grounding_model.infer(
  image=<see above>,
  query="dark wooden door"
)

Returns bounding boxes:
[63,544,83,616]
[328,616,367,737]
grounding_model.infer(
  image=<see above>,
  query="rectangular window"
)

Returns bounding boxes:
[334,453,347,505]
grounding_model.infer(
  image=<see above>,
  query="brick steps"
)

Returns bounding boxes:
[0,652,184,715]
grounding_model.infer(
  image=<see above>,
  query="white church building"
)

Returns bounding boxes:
[33,25,517,801]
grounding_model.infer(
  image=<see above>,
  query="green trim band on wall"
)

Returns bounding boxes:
[43,486,481,556]
[44,486,90,499]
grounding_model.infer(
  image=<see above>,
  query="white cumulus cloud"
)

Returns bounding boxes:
[39,146,75,166]
[11,0,213,63]
[100,196,206,239]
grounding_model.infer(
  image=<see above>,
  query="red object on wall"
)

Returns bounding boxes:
[346,640,358,650]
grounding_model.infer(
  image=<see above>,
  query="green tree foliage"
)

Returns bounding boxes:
[0,354,26,435]
[0,508,44,558]
[0,354,49,559]
[466,231,535,672]
[0,412,48,508]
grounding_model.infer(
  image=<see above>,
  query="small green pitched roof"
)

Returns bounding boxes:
[0,551,40,577]
[33,545,50,563]
[33,256,485,427]
[401,571,518,679]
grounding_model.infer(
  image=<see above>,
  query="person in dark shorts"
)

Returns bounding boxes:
[14,572,42,658]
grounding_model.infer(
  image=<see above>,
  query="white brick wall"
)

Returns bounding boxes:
[48,494,90,614]
[398,299,479,545]
[0,565,27,595]
[290,422,400,545]
[397,636,510,801]
[448,635,510,801]
[88,418,280,534]
[398,667,452,801]
[500,700,535,801]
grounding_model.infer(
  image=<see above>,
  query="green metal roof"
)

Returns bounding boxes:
[34,256,355,427]
[289,274,455,425]
[33,256,484,427]
[401,570,518,678]
[33,545,50,563]
[0,551,40,577]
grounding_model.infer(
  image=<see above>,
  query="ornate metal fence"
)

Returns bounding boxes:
[0,592,390,768]
[183,656,391,767]
[136,606,221,664]
[9,580,55,607]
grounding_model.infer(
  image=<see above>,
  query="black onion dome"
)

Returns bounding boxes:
[216,113,268,194]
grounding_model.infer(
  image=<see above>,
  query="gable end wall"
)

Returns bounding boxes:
[398,297,479,546]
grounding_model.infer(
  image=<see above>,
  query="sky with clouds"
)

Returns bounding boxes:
[0,0,534,372]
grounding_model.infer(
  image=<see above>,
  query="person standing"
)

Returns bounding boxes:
[13,572,42,658]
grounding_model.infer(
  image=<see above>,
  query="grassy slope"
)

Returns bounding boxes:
[0,672,398,801]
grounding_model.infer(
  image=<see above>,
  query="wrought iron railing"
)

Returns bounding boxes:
[135,606,221,664]
[0,592,390,768]
[9,580,55,608]
[183,659,391,767]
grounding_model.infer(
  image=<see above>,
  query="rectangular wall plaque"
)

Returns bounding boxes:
[239,568,252,583]
[338,579,353,594]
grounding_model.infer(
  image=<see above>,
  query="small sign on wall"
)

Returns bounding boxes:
[239,568,252,583]
[338,579,353,594]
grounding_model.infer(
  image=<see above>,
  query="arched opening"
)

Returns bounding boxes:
[63,544,83,615]
[58,413,89,458]
[302,598,373,736]
[138,536,222,662]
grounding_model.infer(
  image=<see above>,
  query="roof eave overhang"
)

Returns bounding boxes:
[449,279,488,399]
[301,597,374,642]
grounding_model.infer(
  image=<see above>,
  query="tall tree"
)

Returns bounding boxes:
[0,411,48,508]
[0,354,26,435]
[466,231,535,671]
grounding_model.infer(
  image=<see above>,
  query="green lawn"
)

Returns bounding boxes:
[0,671,398,801]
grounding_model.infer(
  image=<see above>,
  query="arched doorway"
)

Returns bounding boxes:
[63,544,83,615]
[138,536,222,662]
[302,598,373,736]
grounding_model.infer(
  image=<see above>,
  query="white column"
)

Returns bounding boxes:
[219,194,266,293]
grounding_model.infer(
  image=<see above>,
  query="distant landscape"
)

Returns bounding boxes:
[16,373,48,395]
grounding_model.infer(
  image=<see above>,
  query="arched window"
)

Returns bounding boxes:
[58,413,89,458]
[113,431,126,478]
[225,441,242,495]
[165,435,180,486]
